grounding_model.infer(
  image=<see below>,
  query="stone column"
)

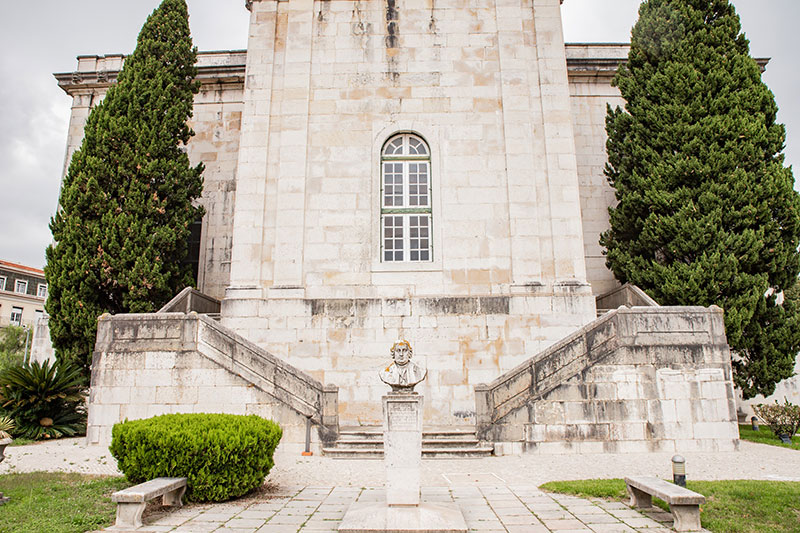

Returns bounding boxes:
[269,0,314,292]
[531,0,588,283]
[227,0,279,299]
[383,394,423,506]
[495,0,544,285]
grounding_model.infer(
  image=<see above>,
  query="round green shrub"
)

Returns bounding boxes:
[109,413,282,502]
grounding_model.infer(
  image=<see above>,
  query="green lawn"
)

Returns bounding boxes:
[7,438,35,447]
[738,425,800,450]
[0,472,129,533]
[541,479,800,533]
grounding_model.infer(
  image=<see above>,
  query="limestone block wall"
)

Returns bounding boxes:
[55,52,245,299]
[222,0,601,426]
[88,312,338,452]
[477,306,739,454]
[228,0,590,300]
[222,287,596,426]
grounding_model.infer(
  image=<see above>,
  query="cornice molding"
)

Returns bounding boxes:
[55,52,247,95]
[54,46,769,95]
[246,0,287,11]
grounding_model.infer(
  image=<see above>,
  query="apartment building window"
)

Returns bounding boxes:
[37,284,47,298]
[15,280,27,294]
[0,276,5,291]
[381,133,433,262]
[10,307,23,326]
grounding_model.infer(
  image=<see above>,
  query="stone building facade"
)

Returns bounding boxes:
[56,0,747,450]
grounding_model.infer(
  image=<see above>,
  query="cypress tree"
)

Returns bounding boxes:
[601,0,800,398]
[45,0,204,373]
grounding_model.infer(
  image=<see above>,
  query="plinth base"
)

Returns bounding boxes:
[338,502,467,532]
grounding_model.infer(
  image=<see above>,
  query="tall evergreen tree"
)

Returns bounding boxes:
[602,0,800,398]
[45,0,204,373]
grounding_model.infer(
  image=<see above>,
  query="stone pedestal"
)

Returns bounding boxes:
[338,503,468,533]
[384,394,423,506]
[339,393,467,532]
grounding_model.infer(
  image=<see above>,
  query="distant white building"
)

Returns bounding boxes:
[0,259,46,329]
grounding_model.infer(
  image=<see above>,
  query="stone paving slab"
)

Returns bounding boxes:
[101,485,709,533]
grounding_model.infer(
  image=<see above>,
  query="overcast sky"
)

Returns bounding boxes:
[1,0,797,269]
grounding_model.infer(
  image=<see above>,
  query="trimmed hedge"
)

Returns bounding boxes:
[109,413,282,502]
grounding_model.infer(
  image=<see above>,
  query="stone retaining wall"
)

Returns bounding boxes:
[477,306,739,454]
[88,312,338,452]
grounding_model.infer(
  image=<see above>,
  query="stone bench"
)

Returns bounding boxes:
[111,477,187,529]
[625,476,705,532]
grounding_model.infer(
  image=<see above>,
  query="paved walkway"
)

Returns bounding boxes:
[3,438,799,532]
[122,485,684,533]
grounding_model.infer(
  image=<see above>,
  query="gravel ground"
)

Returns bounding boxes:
[2,438,798,486]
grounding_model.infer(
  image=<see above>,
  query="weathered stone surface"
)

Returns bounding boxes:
[478,306,739,452]
[88,313,338,451]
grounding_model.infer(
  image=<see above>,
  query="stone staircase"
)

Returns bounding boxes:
[323,426,493,459]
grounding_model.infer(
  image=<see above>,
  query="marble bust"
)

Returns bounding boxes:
[379,340,427,393]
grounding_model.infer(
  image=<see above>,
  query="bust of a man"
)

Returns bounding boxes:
[379,340,427,393]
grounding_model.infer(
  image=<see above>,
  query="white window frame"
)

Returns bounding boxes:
[10,306,23,327]
[380,133,433,263]
[15,280,27,294]
[37,284,47,298]
[0,276,5,291]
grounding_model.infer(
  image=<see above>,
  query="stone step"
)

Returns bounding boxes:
[324,425,491,458]
[321,448,384,459]
[328,437,481,449]
[321,446,494,459]
[422,438,481,447]
[423,447,494,458]
[333,440,384,449]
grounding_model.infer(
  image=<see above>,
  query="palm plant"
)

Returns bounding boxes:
[0,415,13,440]
[0,361,87,439]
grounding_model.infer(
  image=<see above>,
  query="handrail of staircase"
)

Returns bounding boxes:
[474,304,727,440]
[157,287,221,315]
[193,314,338,439]
[95,311,339,441]
[475,309,621,434]
[595,283,659,310]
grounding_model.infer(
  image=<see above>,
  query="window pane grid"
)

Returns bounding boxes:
[407,162,429,207]
[381,133,432,263]
[408,215,431,262]
[383,162,403,207]
[383,215,405,262]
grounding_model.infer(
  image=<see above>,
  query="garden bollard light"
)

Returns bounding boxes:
[302,416,313,456]
[751,416,759,431]
[672,455,686,487]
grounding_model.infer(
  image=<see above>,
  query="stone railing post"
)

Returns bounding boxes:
[321,385,339,440]
[474,384,492,440]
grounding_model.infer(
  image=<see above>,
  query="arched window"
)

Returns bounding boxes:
[381,133,432,262]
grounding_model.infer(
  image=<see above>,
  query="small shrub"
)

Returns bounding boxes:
[110,413,282,502]
[0,326,26,372]
[0,360,87,439]
[753,399,800,439]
